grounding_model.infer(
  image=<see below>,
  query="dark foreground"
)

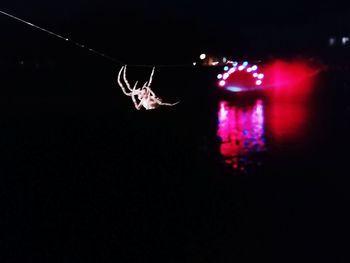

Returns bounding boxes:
[0,62,349,262]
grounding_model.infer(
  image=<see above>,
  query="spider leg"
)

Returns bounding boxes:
[131,81,139,96]
[158,101,180,106]
[131,84,142,110]
[147,67,155,87]
[148,89,179,107]
[137,93,146,109]
[117,66,132,96]
[122,65,133,92]
[146,86,156,98]
[141,82,149,91]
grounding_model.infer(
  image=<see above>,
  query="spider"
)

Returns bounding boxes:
[117,65,179,110]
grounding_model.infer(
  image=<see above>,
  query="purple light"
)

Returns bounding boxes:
[217,100,266,170]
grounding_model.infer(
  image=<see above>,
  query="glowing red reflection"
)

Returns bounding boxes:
[262,59,321,103]
[217,100,266,170]
[266,102,310,142]
[262,59,321,142]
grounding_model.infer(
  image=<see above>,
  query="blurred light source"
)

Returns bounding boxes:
[342,37,349,45]
[227,86,243,92]
[219,102,228,121]
[193,62,196,66]
[200,53,206,60]
[329,37,336,46]
[219,80,226,86]
[251,65,258,71]
[216,61,265,89]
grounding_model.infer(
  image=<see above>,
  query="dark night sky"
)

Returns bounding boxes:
[1,1,350,63]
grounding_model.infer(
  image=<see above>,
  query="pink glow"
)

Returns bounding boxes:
[217,100,266,169]
[266,102,310,142]
[219,80,226,86]
[261,58,322,142]
[262,59,321,103]
[219,102,229,121]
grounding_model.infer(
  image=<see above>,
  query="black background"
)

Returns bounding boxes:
[1,1,349,262]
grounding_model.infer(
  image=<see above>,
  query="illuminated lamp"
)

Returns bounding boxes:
[219,80,226,86]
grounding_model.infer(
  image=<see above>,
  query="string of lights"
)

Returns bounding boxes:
[217,61,264,89]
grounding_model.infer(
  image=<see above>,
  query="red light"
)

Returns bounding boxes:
[267,102,310,142]
[261,58,323,142]
[262,59,321,103]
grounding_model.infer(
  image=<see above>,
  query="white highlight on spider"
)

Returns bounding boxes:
[117,65,179,110]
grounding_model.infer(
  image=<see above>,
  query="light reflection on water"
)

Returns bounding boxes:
[217,99,266,171]
[215,59,321,172]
